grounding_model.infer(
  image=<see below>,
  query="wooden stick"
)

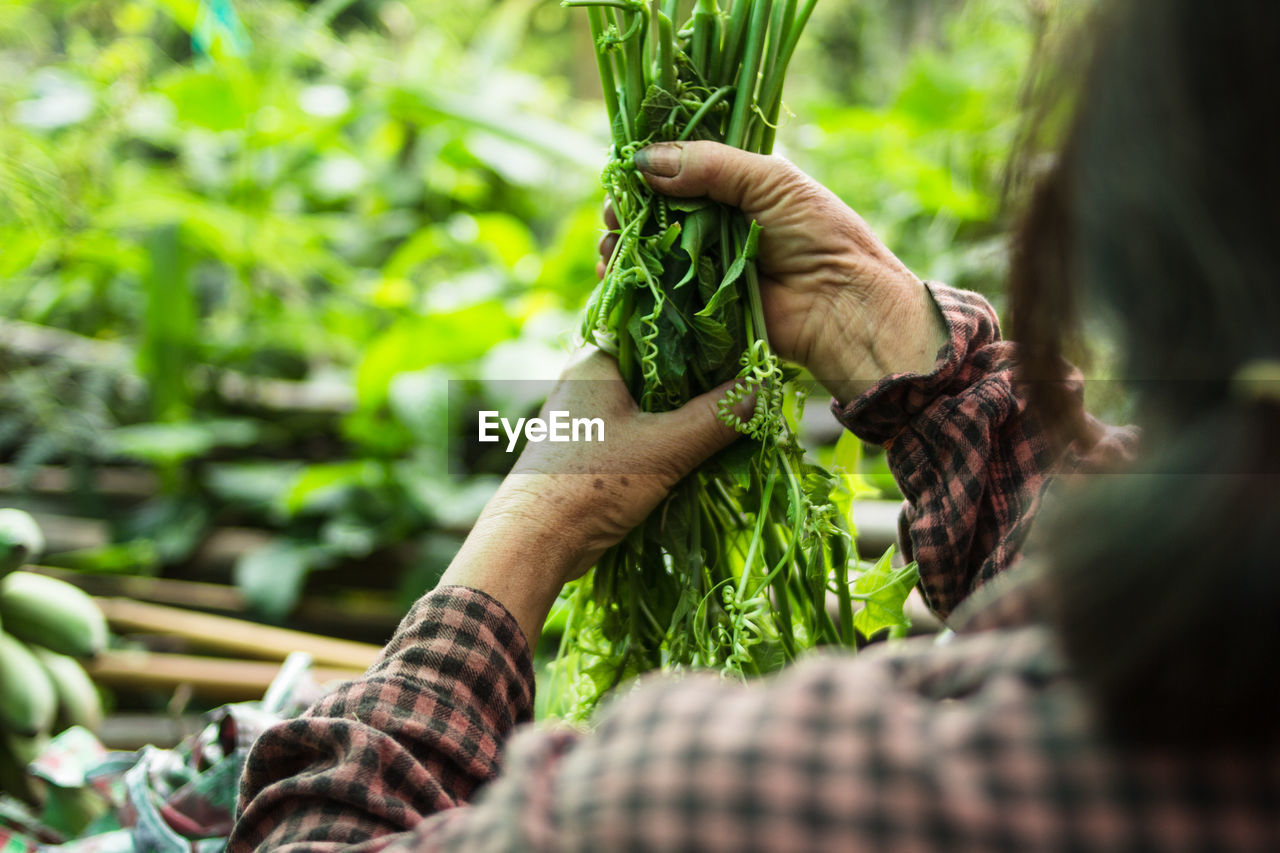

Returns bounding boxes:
[0,464,158,498]
[33,567,244,611]
[0,316,355,414]
[95,598,383,669]
[29,566,404,643]
[87,650,365,702]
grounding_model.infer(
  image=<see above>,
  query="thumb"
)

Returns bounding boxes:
[633,140,802,219]
[652,380,750,475]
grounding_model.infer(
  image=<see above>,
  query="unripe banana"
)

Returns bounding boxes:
[0,631,57,736]
[0,509,44,578]
[0,572,108,658]
[31,646,103,733]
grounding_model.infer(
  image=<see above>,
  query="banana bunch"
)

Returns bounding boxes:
[0,509,107,804]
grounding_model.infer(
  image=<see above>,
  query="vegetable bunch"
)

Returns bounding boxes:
[551,0,916,718]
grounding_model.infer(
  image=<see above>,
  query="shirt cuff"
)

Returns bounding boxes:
[371,584,537,724]
[830,282,1003,446]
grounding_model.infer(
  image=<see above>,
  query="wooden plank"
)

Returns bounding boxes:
[0,465,158,498]
[87,650,363,702]
[95,598,382,670]
[22,513,110,553]
[29,566,404,643]
[0,317,354,413]
[32,567,245,611]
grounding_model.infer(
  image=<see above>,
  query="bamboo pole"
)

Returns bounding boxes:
[28,567,404,640]
[87,650,365,702]
[95,598,383,670]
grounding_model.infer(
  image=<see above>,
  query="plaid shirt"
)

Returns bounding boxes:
[229,285,1278,852]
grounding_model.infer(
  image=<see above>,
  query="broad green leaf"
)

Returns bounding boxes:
[235,539,336,620]
[853,545,919,639]
[205,462,304,510]
[283,461,382,516]
[354,302,517,409]
[109,420,260,465]
[689,312,734,369]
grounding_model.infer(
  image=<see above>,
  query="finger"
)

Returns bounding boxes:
[651,380,745,475]
[603,197,619,231]
[633,140,804,219]
[597,230,618,265]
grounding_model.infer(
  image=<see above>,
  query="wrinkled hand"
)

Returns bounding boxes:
[440,349,742,643]
[496,348,741,580]
[597,140,945,402]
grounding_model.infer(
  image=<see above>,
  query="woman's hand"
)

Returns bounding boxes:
[598,140,947,403]
[439,348,742,643]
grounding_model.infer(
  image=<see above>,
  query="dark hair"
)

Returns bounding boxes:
[1008,0,1280,746]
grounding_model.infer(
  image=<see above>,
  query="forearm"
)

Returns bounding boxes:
[438,475,591,646]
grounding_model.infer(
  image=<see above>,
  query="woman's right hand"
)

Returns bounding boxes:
[597,140,946,404]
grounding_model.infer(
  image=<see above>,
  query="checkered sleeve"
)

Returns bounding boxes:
[228,585,535,853]
[230,586,1278,851]
[287,625,1279,851]
[832,283,1096,620]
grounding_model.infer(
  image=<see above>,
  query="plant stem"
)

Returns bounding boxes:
[656,11,677,95]
[726,0,773,148]
[713,0,752,87]
[586,7,625,146]
[754,0,816,147]
[623,7,648,125]
[691,0,719,78]
[737,458,777,598]
[678,84,734,140]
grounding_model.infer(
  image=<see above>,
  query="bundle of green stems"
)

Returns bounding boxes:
[552,0,871,718]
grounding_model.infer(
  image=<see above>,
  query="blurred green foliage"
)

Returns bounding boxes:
[0,0,1038,620]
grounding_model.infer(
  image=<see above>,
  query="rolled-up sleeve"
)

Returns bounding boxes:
[832,282,1135,619]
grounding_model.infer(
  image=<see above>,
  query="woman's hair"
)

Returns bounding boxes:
[1008,0,1280,746]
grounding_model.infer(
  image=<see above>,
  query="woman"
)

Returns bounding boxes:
[228,0,1280,848]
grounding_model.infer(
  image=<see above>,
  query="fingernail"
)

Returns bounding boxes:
[634,143,683,178]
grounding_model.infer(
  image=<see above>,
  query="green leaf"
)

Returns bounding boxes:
[205,462,304,511]
[833,430,863,474]
[282,461,383,516]
[637,83,681,139]
[852,546,919,639]
[109,420,260,465]
[355,302,517,410]
[696,221,762,319]
[116,497,209,564]
[234,539,336,620]
[674,206,717,289]
[689,312,734,370]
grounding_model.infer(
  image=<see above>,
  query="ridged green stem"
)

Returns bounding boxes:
[713,0,753,87]
[586,7,624,145]
[726,0,772,148]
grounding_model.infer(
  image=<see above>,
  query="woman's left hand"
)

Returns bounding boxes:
[439,348,742,642]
